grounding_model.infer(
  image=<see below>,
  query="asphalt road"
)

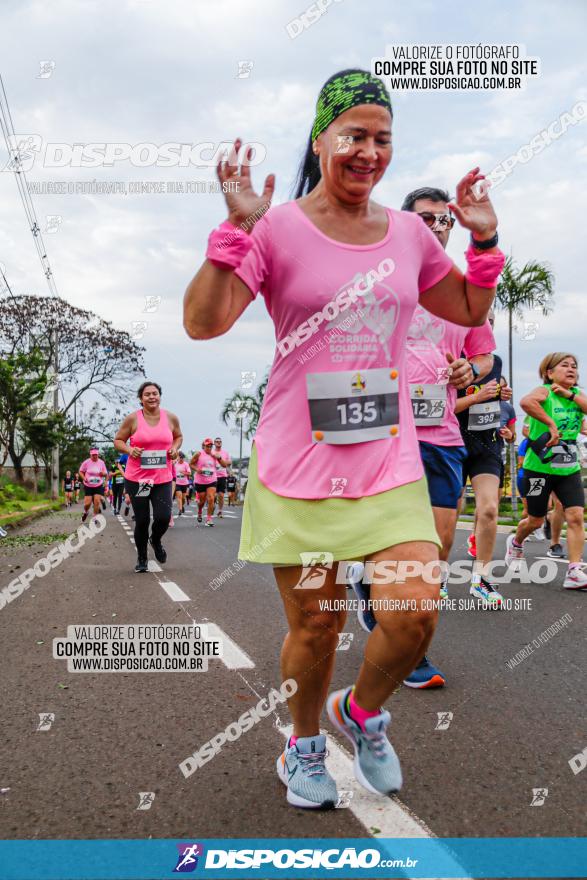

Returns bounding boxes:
[0,500,585,852]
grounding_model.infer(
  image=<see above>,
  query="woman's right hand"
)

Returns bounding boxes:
[475,379,500,402]
[546,425,560,448]
[130,446,143,459]
[217,138,275,228]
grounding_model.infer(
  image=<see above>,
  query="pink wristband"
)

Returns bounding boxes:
[206,220,253,269]
[464,244,506,288]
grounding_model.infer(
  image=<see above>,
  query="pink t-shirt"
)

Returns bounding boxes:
[79,458,107,488]
[124,409,174,484]
[175,461,191,486]
[194,451,218,485]
[213,448,231,478]
[406,307,496,446]
[234,202,454,499]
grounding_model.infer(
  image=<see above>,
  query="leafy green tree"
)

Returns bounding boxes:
[0,347,50,482]
[0,295,145,482]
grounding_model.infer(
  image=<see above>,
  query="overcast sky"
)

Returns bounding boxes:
[1,0,586,457]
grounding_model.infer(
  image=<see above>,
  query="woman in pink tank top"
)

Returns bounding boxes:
[189,438,220,526]
[114,380,183,573]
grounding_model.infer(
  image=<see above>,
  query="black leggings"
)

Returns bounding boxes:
[112,482,125,513]
[125,480,173,558]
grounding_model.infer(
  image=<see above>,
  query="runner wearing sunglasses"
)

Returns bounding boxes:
[401,186,495,686]
[352,186,496,686]
[184,69,503,808]
[505,352,587,589]
[191,439,218,526]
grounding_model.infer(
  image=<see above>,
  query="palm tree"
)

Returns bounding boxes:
[221,374,268,482]
[495,257,555,393]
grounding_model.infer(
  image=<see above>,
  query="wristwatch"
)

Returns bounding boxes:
[471,231,499,250]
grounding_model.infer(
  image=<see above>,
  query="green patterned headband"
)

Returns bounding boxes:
[311,71,392,143]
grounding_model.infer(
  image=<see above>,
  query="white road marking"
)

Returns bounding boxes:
[158,580,191,602]
[204,622,255,669]
[534,556,567,564]
[114,507,254,671]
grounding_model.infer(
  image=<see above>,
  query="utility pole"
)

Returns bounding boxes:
[237,416,243,495]
[50,329,59,500]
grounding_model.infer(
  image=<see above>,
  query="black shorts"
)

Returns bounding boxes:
[462,447,502,483]
[64,484,73,492]
[194,482,217,493]
[216,477,227,494]
[175,484,189,494]
[83,485,105,497]
[522,469,584,517]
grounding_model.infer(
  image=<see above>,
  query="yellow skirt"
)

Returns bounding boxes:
[238,445,440,565]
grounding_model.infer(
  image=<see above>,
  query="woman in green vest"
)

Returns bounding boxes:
[505,352,587,589]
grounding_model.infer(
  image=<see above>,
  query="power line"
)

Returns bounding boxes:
[0,72,61,498]
[0,73,59,298]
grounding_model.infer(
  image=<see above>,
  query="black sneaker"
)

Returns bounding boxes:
[149,536,167,564]
[101,499,106,511]
[124,505,130,516]
[544,517,552,541]
[134,557,148,573]
[81,511,88,522]
[547,543,564,559]
[197,513,202,523]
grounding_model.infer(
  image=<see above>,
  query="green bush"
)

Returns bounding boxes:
[0,481,29,502]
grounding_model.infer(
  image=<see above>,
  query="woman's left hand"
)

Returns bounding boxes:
[448,168,498,241]
[168,448,179,460]
[551,383,573,399]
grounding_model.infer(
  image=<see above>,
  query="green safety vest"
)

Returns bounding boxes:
[523,385,582,476]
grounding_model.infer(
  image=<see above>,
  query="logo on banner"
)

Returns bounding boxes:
[173,843,204,872]
[351,372,366,393]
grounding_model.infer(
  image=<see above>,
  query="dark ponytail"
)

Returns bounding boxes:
[292,135,322,198]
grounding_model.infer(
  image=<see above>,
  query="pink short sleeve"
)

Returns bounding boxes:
[463,321,496,359]
[234,213,272,301]
[417,221,455,294]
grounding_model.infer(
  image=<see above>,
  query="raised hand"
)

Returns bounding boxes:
[217,138,275,229]
[447,168,498,241]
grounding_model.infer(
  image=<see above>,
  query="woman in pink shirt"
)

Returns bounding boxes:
[174,452,191,516]
[183,69,503,809]
[190,439,220,526]
[114,381,183,572]
[79,448,108,523]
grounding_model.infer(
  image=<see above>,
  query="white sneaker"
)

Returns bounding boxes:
[563,566,587,590]
[527,527,545,541]
[505,533,524,565]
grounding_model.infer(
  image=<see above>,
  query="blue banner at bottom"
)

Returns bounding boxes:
[0,838,585,879]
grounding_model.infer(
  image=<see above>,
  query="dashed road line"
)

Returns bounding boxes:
[158,580,191,602]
